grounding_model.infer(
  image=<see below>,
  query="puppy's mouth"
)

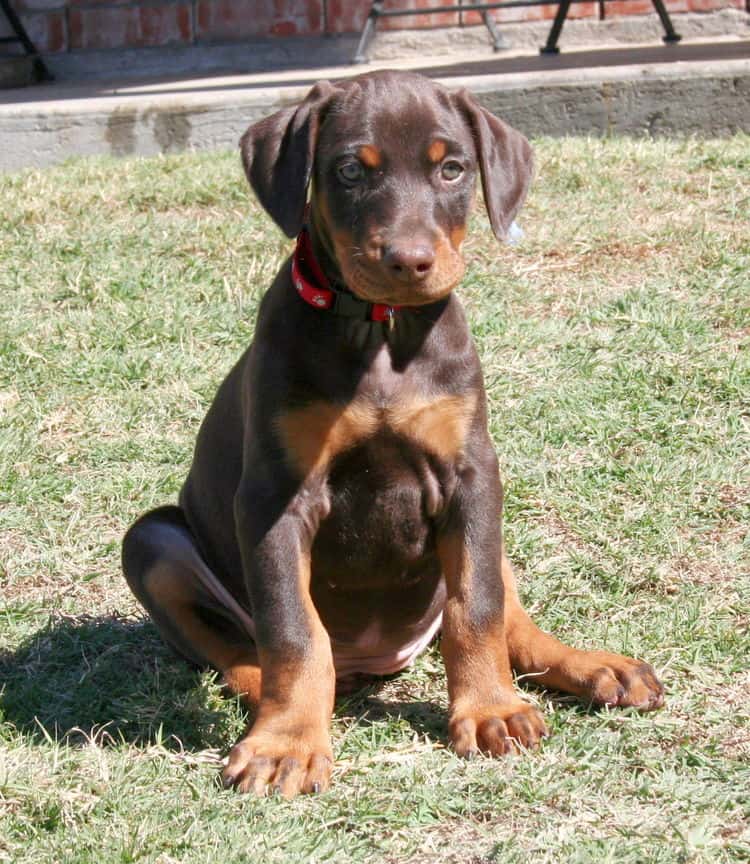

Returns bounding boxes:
[336,240,466,307]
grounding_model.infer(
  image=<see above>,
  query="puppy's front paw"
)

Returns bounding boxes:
[222,726,333,799]
[449,701,548,757]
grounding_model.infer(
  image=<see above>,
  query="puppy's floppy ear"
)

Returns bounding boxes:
[453,89,534,242]
[240,81,336,238]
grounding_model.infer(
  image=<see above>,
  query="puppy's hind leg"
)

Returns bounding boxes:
[502,553,664,710]
[122,505,261,706]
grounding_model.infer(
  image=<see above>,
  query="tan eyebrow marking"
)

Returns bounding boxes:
[427,140,447,163]
[357,145,382,168]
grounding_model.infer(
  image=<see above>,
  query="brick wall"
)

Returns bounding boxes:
[7,0,747,55]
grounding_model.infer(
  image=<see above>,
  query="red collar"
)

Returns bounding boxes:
[291,228,401,323]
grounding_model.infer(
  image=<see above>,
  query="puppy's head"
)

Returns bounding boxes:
[241,71,532,306]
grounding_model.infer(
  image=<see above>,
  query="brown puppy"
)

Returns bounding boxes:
[122,70,663,800]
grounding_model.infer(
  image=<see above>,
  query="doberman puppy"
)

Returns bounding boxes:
[122,70,664,799]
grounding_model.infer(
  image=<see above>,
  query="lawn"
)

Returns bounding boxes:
[0,135,748,863]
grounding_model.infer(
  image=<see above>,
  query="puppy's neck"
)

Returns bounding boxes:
[307,204,346,291]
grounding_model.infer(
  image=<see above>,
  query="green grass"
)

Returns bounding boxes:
[1,135,748,863]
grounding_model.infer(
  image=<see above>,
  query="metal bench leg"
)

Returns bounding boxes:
[482,10,508,52]
[650,0,682,43]
[0,0,53,81]
[540,0,572,54]
[352,1,384,64]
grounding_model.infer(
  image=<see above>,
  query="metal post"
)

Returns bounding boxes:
[482,10,509,51]
[0,0,53,81]
[650,0,682,43]
[352,1,384,64]
[540,0,572,54]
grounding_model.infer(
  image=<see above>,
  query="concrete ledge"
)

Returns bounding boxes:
[2,40,749,171]
[467,57,750,138]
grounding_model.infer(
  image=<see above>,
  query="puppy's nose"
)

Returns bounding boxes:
[384,243,435,281]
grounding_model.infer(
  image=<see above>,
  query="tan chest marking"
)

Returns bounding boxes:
[276,401,379,478]
[388,393,477,461]
[277,392,477,477]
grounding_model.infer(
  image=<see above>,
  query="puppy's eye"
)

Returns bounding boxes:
[441,160,464,181]
[337,161,365,184]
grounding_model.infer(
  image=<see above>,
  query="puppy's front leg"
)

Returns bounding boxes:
[439,451,547,757]
[222,476,335,798]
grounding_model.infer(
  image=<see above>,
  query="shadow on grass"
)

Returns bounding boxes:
[0,613,452,753]
[1,612,604,761]
[337,688,449,744]
[1,612,607,762]
[363,696,447,741]
[0,613,242,751]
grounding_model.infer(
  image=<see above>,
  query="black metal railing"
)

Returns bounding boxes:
[1,0,53,82]
[353,0,681,63]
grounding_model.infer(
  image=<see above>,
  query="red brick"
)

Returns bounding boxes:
[459,4,594,26]
[68,3,193,51]
[684,0,737,10]
[602,0,736,14]
[271,19,297,35]
[459,8,497,26]
[464,0,719,23]
[18,9,67,53]
[604,0,663,15]
[566,2,598,19]
[490,5,549,24]
[325,0,370,33]
[195,0,323,41]
[380,0,458,30]
[454,5,551,26]
[325,0,461,33]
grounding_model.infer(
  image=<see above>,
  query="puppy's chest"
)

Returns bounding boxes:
[276,390,477,482]
[277,378,478,586]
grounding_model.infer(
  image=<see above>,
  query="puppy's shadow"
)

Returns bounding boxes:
[361,696,447,741]
[335,677,449,744]
[0,613,241,751]
[1,614,450,753]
